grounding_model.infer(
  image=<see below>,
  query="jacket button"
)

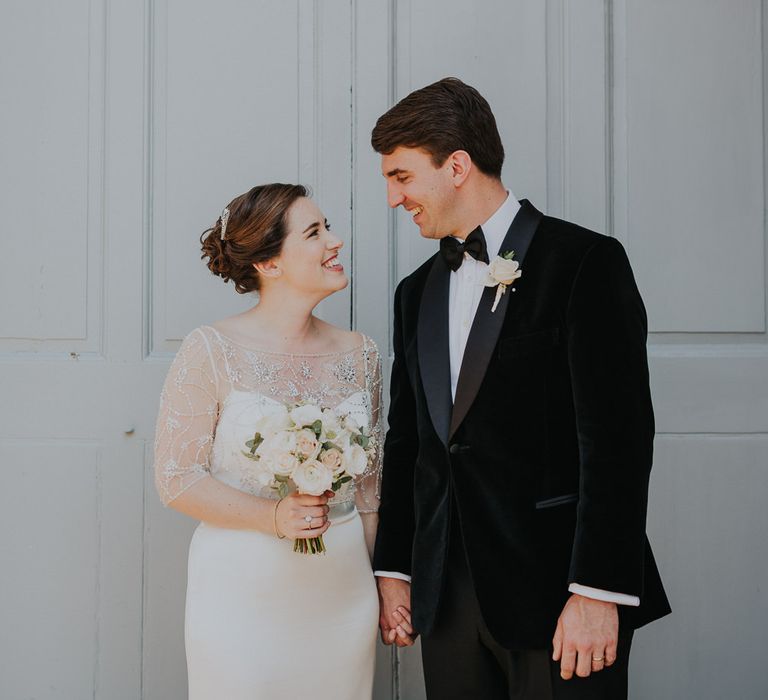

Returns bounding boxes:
[449,443,462,454]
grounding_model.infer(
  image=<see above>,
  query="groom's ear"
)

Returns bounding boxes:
[254,260,282,278]
[447,150,472,187]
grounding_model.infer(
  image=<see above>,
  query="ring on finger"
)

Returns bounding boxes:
[592,655,605,663]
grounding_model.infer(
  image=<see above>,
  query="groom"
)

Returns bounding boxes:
[371,78,670,699]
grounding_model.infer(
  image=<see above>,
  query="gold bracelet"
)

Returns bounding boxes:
[273,497,286,539]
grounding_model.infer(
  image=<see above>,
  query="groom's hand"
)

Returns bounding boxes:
[376,577,416,647]
[552,594,618,680]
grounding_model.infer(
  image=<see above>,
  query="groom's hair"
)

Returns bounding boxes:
[371,77,504,179]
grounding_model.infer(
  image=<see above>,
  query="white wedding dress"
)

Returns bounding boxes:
[154,325,381,699]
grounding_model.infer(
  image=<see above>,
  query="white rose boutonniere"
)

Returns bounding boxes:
[484,250,522,312]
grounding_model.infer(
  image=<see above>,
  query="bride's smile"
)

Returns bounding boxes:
[269,195,349,297]
[322,253,343,272]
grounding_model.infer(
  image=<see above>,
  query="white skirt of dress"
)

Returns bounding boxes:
[185,508,378,700]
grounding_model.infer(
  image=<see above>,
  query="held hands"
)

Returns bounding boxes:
[274,491,333,539]
[552,594,619,680]
[376,577,416,647]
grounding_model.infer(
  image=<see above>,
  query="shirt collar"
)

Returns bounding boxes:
[480,190,520,258]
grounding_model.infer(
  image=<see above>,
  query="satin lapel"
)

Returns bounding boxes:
[449,200,543,438]
[417,254,452,447]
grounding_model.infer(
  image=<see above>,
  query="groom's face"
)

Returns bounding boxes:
[381,147,457,239]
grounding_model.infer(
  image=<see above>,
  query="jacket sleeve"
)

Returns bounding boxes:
[372,279,419,575]
[566,236,655,596]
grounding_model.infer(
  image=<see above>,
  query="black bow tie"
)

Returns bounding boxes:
[439,227,489,271]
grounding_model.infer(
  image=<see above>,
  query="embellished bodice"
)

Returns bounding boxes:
[153,325,382,513]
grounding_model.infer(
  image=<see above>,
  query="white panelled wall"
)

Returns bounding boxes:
[1,1,766,698]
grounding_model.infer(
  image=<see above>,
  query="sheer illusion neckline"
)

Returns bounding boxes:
[202,325,366,357]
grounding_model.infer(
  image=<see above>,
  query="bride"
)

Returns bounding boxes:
[153,183,381,699]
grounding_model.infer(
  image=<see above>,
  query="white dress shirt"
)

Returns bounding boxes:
[376,192,639,607]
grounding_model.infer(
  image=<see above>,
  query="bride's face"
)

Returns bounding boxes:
[269,197,348,297]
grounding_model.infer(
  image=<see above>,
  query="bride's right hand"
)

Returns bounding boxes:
[274,491,333,539]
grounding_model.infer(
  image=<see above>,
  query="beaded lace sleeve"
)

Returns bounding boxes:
[355,337,383,514]
[153,328,219,505]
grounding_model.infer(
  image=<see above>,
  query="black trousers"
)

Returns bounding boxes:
[420,519,633,700]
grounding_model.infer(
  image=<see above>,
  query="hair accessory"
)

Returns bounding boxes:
[220,207,231,240]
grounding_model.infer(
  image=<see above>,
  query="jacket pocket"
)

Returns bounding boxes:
[535,492,578,510]
[499,327,561,359]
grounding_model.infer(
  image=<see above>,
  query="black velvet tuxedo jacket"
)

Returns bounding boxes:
[373,200,671,650]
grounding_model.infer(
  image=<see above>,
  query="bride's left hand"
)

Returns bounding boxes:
[275,491,333,539]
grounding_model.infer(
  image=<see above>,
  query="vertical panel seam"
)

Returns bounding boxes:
[93,446,103,700]
[388,0,398,363]
[91,0,107,694]
[605,0,615,238]
[392,2,399,689]
[96,0,108,360]
[762,0,767,333]
[141,0,151,362]
[390,3,400,699]
[141,441,150,699]
[562,0,570,219]
[544,0,564,218]
[140,4,154,693]
[315,0,321,200]
[350,0,357,331]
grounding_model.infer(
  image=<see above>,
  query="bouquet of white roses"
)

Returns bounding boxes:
[242,402,374,554]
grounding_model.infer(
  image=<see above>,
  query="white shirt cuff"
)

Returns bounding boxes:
[374,570,412,583]
[568,583,640,607]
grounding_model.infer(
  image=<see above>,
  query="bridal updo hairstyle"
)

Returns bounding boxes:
[200,183,308,294]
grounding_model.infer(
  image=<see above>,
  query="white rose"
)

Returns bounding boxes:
[258,430,297,457]
[320,408,343,439]
[342,414,361,433]
[252,405,291,436]
[295,429,320,459]
[320,447,344,475]
[292,459,334,495]
[342,444,368,476]
[485,256,521,287]
[255,453,276,478]
[270,450,299,477]
[332,427,352,448]
[290,404,324,428]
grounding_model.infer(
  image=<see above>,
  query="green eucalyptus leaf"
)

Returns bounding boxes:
[351,433,370,449]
